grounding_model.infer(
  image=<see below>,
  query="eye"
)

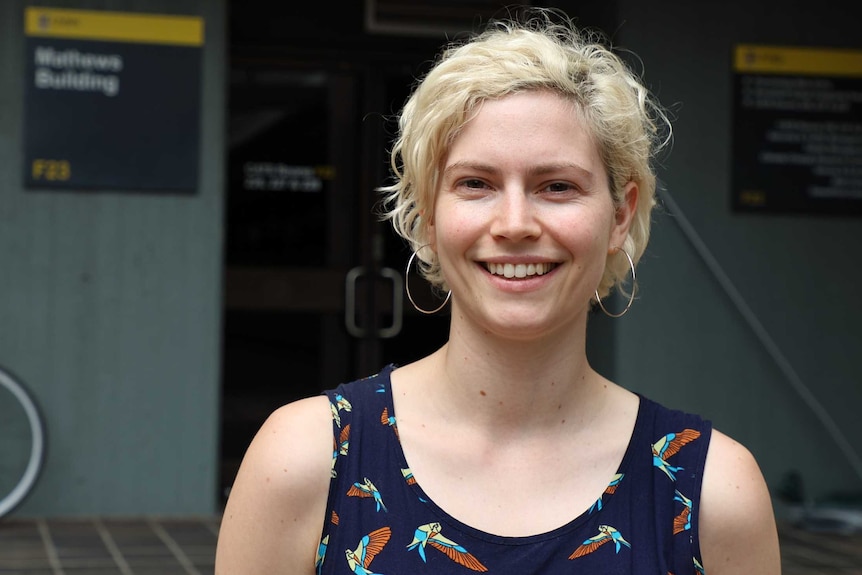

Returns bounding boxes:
[542,181,578,194]
[452,178,494,198]
[460,178,489,190]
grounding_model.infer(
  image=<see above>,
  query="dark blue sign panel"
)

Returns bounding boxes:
[23,7,204,192]
[732,44,862,215]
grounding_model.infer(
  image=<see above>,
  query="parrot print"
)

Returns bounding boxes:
[339,425,351,456]
[568,525,632,560]
[407,522,488,571]
[315,535,328,575]
[331,394,352,427]
[590,473,625,513]
[345,527,391,575]
[347,477,388,512]
[652,429,701,480]
[400,468,416,486]
[673,490,693,535]
[380,407,398,438]
[330,424,351,478]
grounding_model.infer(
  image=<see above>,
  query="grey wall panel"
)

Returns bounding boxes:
[0,0,225,515]
[611,0,862,507]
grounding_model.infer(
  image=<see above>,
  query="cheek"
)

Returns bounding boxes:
[555,207,613,244]
[433,208,480,244]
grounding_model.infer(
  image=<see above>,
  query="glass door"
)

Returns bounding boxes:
[219,60,448,498]
[220,66,360,495]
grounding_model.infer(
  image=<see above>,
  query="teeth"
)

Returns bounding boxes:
[486,262,555,278]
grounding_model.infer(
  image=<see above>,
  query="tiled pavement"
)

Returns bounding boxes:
[0,517,860,574]
[0,517,220,574]
[779,523,862,574]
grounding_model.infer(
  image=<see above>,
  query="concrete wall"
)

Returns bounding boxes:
[0,0,225,516]
[610,0,862,508]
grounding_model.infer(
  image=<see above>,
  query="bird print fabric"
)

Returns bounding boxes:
[407,522,488,571]
[347,478,388,513]
[318,365,712,574]
[568,524,632,560]
[589,473,624,513]
[652,429,701,480]
[345,527,391,575]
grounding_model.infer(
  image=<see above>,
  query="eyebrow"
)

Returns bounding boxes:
[443,161,597,186]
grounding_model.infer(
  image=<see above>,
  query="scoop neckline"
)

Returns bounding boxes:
[379,363,647,545]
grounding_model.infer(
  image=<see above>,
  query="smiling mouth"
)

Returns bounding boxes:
[484,262,557,278]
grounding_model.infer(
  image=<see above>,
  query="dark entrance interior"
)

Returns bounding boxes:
[220,2,452,498]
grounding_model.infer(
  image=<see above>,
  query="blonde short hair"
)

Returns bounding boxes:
[380,9,671,298]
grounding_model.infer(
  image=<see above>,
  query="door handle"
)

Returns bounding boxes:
[345,266,367,338]
[344,267,403,339]
[378,267,403,339]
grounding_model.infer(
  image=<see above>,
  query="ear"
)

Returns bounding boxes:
[609,180,638,250]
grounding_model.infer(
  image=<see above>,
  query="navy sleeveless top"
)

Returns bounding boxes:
[318,365,712,575]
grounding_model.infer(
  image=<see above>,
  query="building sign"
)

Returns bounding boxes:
[242,162,335,193]
[732,44,862,214]
[23,7,204,192]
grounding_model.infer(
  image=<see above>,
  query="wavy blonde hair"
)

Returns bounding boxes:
[379,9,671,299]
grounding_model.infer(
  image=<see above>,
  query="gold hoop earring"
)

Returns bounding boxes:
[594,247,637,318]
[405,246,452,315]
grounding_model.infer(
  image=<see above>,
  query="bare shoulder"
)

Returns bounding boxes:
[699,429,781,575]
[215,395,333,575]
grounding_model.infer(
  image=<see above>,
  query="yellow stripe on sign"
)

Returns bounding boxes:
[25,7,204,46]
[734,44,862,77]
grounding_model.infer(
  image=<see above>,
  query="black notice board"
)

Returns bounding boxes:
[23,7,204,193]
[732,44,862,215]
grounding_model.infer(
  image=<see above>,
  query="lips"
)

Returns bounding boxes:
[483,262,557,278]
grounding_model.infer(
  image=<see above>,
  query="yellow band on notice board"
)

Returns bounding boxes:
[735,44,862,77]
[25,6,204,46]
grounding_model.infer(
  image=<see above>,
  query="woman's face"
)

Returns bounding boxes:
[429,90,636,340]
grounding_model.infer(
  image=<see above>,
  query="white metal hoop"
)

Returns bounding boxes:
[405,247,451,315]
[594,247,637,318]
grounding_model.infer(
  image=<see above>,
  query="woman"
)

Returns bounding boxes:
[215,10,781,575]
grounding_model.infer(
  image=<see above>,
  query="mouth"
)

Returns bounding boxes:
[483,262,558,279]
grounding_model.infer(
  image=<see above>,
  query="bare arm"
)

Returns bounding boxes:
[215,396,333,575]
[699,429,782,574]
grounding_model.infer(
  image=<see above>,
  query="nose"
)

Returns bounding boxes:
[489,189,542,241]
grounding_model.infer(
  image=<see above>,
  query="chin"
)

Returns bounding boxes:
[484,315,568,341]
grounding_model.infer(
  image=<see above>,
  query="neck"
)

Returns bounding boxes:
[425,312,606,434]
